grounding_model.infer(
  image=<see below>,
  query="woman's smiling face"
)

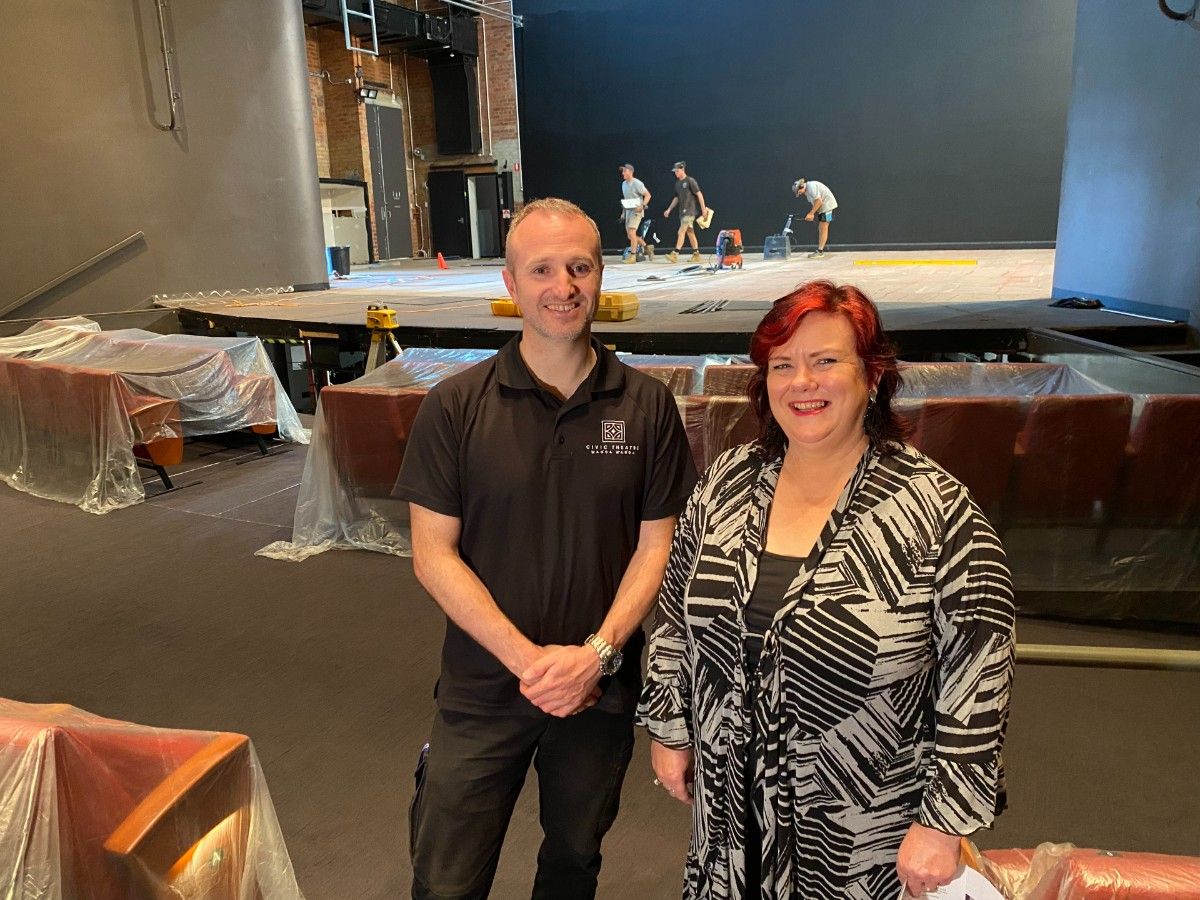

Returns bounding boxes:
[765,311,872,453]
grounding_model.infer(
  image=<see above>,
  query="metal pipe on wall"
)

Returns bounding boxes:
[1017,643,1200,672]
[480,14,493,156]
[152,0,181,131]
[441,0,522,27]
[401,53,429,257]
[0,232,146,318]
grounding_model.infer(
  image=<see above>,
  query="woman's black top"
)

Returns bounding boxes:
[744,548,809,670]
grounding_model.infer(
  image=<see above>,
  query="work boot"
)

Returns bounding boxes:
[807,249,826,259]
[645,245,655,259]
[623,254,637,264]
[667,250,679,263]
[690,251,702,263]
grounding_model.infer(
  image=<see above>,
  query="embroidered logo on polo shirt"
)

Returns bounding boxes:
[586,420,640,456]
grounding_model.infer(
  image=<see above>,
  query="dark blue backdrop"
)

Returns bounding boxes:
[512,0,1077,250]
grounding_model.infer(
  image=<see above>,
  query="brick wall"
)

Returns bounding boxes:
[304,5,521,260]
[305,32,330,178]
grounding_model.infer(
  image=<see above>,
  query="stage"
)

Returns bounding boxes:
[171,249,1189,356]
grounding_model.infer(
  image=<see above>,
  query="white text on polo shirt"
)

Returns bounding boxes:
[585,420,641,456]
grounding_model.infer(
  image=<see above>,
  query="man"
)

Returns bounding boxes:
[396,197,697,899]
[793,177,838,258]
[662,161,708,264]
[619,163,652,263]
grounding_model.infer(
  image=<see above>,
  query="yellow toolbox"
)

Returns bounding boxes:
[489,298,521,317]
[595,291,640,322]
[488,292,639,321]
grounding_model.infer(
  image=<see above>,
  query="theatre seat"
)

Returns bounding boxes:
[981,845,1200,899]
[0,699,301,900]
[701,364,756,397]
[907,396,1025,520]
[233,370,279,436]
[677,395,759,471]
[1007,394,1132,523]
[321,385,428,498]
[104,733,253,898]
[3,358,185,491]
[1113,395,1200,527]
[630,363,696,396]
[897,361,1073,397]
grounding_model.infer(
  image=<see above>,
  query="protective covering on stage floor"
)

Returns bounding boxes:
[0,698,304,899]
[0,318,307,513]
[259,347,1200,624]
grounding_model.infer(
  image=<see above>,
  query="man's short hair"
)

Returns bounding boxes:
[505,198,602,270]
[620,163,635,173]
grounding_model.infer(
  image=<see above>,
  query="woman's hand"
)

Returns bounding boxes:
[896,821,960,896]
[650,740,694,806]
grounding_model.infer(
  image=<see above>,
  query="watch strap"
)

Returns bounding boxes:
[585,633,620,675]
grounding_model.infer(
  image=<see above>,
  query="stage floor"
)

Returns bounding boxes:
[171,249,1182,353]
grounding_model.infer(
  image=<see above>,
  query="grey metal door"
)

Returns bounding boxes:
[366,104,413,260]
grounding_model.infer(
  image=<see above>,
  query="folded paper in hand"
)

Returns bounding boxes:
[899,865,1004,900]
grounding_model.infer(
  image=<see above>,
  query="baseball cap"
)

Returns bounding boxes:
[620,163,634,172]
[792,178,805,192]
[671,161,686,171]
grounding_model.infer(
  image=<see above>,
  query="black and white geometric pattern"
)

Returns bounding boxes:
[637,443,1015,900]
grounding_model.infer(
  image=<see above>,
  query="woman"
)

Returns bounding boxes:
[638,281,1015,899]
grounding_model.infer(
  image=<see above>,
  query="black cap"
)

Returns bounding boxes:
[671,161,686,171]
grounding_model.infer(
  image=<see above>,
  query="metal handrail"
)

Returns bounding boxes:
[0,232,146,318]
[1017,643,1200,672]
[153,0,181,131]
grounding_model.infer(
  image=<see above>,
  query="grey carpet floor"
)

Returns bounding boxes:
[0,438,1197,899]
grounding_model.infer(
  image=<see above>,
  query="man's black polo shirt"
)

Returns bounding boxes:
[395,336,697,716]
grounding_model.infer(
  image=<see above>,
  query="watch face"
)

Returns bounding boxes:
[606,651,624,676]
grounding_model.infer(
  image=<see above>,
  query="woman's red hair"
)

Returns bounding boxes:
[747,280,906,459]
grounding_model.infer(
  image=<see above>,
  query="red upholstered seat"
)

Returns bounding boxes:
[676,394,759,471]
[1113,395,1200,526]
[981,846,1200,898]
[2,357,184,474]
[1008,394,1133,522]
[629,363,696,396]
[320,385,429,498]
[701,364,757,397]
[233,370,279,436]
[0,702,268,899]
[907,396,1025,519]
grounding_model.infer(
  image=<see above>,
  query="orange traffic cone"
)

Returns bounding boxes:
[437,252,448,270]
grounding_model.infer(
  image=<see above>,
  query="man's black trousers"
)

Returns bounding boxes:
[410,706,636,899]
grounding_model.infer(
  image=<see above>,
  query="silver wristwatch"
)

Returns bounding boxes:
[584,633,623,677]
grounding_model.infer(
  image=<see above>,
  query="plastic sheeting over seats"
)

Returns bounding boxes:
[0,698,304,899]
[257,349,744,561]
[260,348,1200,624]
[0,318,306,513]
[979,843,1200,899]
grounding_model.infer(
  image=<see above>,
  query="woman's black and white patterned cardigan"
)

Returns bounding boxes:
[637,442,1015,900]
